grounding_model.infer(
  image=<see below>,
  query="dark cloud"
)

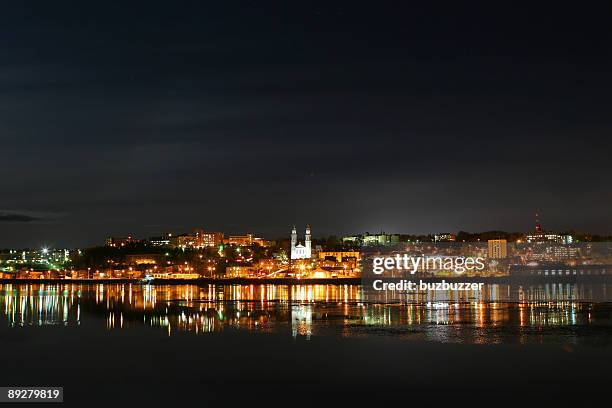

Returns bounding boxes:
[0,212,40,223]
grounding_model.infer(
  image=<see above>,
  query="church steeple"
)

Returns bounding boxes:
[291,226,297,251]
[305,225,311,254]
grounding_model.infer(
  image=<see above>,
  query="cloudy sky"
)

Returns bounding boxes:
[1,2,611,247]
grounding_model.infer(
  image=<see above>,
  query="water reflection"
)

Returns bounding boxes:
[1,283,611,345]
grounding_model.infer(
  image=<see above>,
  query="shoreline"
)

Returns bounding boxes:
[1,275,611,285]
[0,277,361,285]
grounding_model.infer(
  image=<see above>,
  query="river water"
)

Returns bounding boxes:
[2,283,611,405]
[2,283,611,345]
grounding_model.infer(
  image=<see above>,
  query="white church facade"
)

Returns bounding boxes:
[290,226,312,260]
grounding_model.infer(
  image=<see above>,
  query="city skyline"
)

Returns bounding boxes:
[1,217,603,248]
[2,218,611,251]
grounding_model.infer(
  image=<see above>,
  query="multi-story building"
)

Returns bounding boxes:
[318,251,361,262]
[195,230,224,248]
[166,229,225,249]
[525,218,573,244]
[526,232,573,244]
[149,235,171,247]
[171,234,197,249]
[487,239,508,259]
[225,233,271,247]
[546,245,580,260]
[342,232,400,246]
[228,234,254,246]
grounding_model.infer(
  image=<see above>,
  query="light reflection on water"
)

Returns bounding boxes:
[1,283,611,344]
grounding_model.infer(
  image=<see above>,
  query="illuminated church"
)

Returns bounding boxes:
[290,225,312,260]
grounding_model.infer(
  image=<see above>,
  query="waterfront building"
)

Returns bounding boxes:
[317,259,360,276]
[291,226,312,259]
[150,272,199,279]
[226,266,259,278]
[509,264,611,278]
[169,273,199,279]
[311,267,333,279]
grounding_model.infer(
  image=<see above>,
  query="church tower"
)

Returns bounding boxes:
[305,225,311,258]
[291,226,297,254]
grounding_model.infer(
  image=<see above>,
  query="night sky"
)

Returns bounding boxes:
[1,2,611,248]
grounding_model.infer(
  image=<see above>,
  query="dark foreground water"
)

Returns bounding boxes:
[1,283,611,405]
